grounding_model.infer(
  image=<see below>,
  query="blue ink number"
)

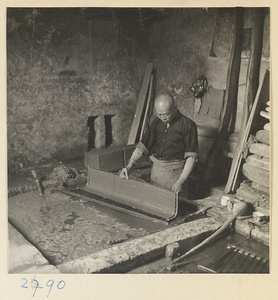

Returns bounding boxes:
[20,278,66,297]
[46,280,54,298]
[57,280,66,290]
[33,279,43,297]
[21,278,28,289]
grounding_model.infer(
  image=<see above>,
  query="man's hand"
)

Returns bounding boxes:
[120,167,130,180]
[171,178,185,193]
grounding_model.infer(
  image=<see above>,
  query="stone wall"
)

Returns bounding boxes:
[149,8,232,125]
[7,8,150,169]
[7,8,270,170]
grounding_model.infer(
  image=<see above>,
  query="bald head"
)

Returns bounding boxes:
[155,94,177,123]
[155,94,175,112]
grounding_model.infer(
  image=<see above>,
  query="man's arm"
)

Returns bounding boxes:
[171,156,197,193]
[119,148,143,179]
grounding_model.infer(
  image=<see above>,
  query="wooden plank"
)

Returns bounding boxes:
[85,168,178,220]
[256,130,270,145]
[140,74,154,140]
[204,8,244,184]
[249,143,270,158]
[224,69,270,193]
[242,163,269,188]
[239,8,265,135]
[128,63,154,145]
[246,155,270,171]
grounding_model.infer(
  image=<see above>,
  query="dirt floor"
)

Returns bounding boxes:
[7,158,270,274]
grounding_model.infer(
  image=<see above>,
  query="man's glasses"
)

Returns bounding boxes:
[156,112,171,118]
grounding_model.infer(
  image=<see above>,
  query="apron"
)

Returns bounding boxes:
[150,155,188,194]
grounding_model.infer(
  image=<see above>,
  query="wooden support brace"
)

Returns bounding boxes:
[224,70,270,193]
[128,63,154,145]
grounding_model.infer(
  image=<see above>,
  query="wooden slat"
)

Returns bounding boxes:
[128,63,154,145]
[140,74,154,140]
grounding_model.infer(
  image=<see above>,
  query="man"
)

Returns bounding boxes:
[120,93,198,194]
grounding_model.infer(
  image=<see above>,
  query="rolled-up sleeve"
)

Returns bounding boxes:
[184,122,199,159]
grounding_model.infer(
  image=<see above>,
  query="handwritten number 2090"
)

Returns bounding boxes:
[21,278,66,297]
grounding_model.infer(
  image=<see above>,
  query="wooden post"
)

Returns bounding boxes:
[239,8,265,133]
[140,74,154,140]
[204,8,244,184]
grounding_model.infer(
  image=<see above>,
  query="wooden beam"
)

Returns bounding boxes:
[128,63,154,145]
[140,74,154,140]
[204,8,244,184]
[239,8,265,132]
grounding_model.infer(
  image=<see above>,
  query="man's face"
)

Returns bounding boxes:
[156,105,177,123]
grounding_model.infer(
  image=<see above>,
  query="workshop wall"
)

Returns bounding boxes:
[7,8,150,169]
[149,8,233,129]
[7,8,270,170]
[149,8,234,163]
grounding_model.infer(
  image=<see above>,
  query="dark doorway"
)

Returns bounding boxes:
[105,114,114,147]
